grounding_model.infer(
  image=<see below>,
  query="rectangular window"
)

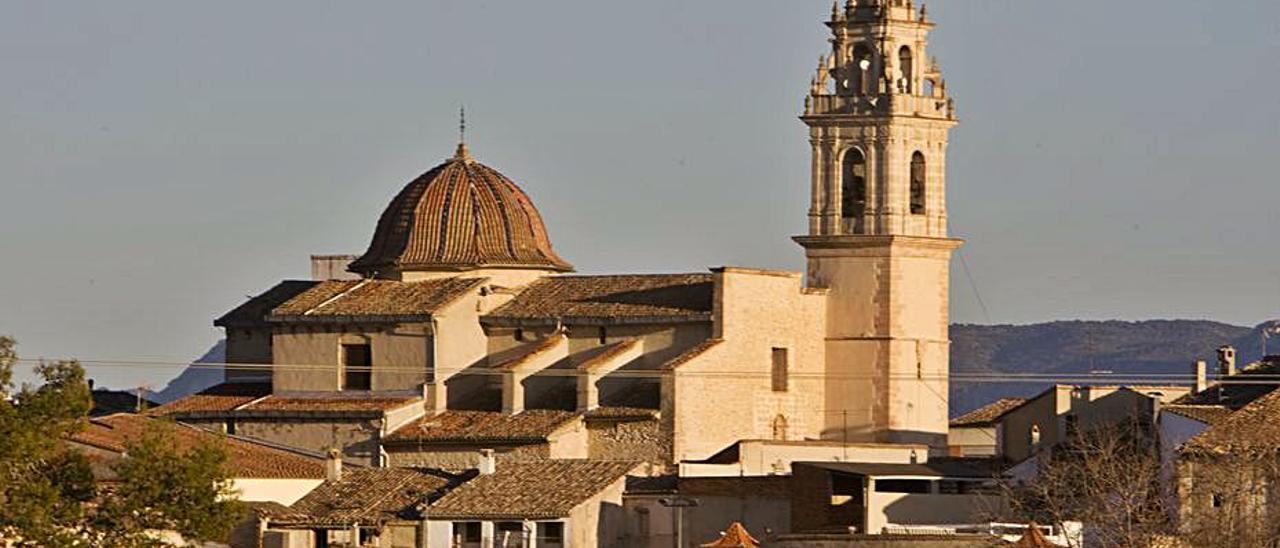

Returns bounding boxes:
[771,348,789,392]
[341,343,372,391]
[453,522,481,543]
[874,479,932,494]
[495,522,525,547]
[537,522,565,545]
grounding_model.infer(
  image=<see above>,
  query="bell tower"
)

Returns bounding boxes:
[793,0,962,446]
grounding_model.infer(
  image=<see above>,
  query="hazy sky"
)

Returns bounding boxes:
[2,1,1279,389]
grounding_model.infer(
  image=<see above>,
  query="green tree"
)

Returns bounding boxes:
[103,420,245,543]
[0,336,97,546]
[0,336,244,546]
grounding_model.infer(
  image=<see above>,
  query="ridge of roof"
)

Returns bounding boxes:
[950,398,1027,427]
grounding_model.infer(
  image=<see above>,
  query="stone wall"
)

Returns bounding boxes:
[385,443,550,470]
[587,418,670,464]
[667,268,827,461]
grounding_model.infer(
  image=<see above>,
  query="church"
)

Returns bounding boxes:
[157,0,962,473]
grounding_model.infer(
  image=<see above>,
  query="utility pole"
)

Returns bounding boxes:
[659,497,698,548]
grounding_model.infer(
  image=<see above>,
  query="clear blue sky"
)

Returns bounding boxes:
[2,1,1278,389]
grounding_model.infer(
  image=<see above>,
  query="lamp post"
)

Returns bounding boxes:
[658,497,699,548]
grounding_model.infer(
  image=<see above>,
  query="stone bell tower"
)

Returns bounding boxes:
[793,0,962,446]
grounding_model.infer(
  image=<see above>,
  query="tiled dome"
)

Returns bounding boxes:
[349,144,573,277]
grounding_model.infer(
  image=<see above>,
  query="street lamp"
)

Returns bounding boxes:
[658,497,699,548]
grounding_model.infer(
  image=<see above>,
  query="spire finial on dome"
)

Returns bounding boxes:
[454,105,473,161]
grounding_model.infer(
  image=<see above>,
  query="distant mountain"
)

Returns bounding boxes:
[151,340,225,403]
[949,320,1277,415]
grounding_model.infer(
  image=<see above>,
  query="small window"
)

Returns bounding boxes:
[898,46,914,94]
[496,522,525,546]
[636,508,651,538]
[537,522,565,545]
[1212,493,1225,508]
[454,522,482,543]
[1030,424,1042,446]
[598,327,608,345]
[514,328,526,342]
[910,152,926,215]
[771,348,789,392]
[341,343,372,391]
[841,149,868,222]
[772,415,789,441]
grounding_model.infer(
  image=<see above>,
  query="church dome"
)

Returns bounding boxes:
[349,144,574,277]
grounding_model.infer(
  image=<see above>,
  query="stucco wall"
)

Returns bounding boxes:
[999,387,1068,464]
[946,426,998,458]
[668,268,827,461]
[235,418,381,465]
[808,239,957,446]
[272,324,432,392]
[569,474,630,548]
[229,478,323,506]
[225,328,274,382]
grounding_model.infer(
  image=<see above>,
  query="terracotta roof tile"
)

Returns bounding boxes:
[702,522,760,548]
[950,398,1027,427]
[1182,388,1280,456]
[583,406,659,421]
[663,339,724,371]
[427,460,639,519]
[485,274,714,324]
[214,281,320,328]
[386,410,579,444]
[490,335,567,371]
[245,394,421,413]
[149,382,271,416]
[1012,523,1055,548]
[577,339,641,373]
[348,150,573,276]
[1162,404,1233,425]
[69,414,326,480]
[272,468,462,526]
[269,278,483,320]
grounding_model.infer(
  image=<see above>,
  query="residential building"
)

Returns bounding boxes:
[947,399,1024,458]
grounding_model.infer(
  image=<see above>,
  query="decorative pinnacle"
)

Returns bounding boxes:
[454,105,473,161]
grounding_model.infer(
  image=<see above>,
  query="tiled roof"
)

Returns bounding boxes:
[950,398,1027,427]
[427,460,639,519]
[152,384,421,417]
[385,410,579,444]
[1162,404,1233,425]
[663,339,724,371]
[583,406,659,421]
[215,281,320,328]
[484,274,714,324]
[1182,388,1280,456]
[271,468,462,526]
[702,522,760,548]
[577,339,641,373]
[491,335,566,371]
[268,278,483,320]
[1012,523,1055,548]
[245,394,421,413]
[348,147,573,276]
[1172,359,1280,409]
[149,382,271,416]
[69,414,326,480]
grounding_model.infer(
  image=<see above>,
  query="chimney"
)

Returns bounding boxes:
[478,449,496,475]
[325,448,343,482]
[1193,361,1208,395]
[1217,346,1237,377]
